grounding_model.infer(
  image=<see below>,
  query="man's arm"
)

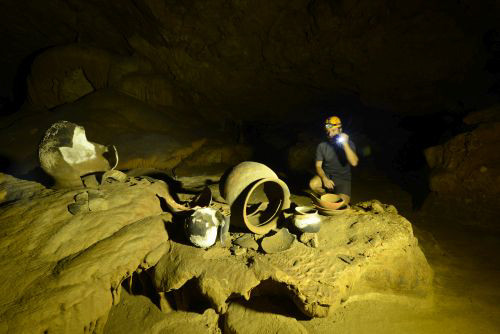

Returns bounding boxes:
[315,160,334,189]
[340,134,359,166]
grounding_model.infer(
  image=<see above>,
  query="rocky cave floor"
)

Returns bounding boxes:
[100,166,500,334]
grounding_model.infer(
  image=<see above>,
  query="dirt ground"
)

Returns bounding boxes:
[104,167,500,334]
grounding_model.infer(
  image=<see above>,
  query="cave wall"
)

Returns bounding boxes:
[1,0,500,119]
[424,106,500,230]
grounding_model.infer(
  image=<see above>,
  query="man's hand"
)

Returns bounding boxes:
[322,177,335,190]
[340,133,359,166]
[339,133,349,144]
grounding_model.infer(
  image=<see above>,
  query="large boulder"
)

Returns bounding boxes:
[0,173,172,333]
[27,45,112,109]
[153,200,433,318]
[424,106,500,229]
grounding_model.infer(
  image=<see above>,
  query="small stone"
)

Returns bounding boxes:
[385,204,398,214]
[372,202,385,213]
[68,202,87,215]
[231,246,247,256]
[338,254,354,264]
[299,233,319,248]
[480,166,488,173]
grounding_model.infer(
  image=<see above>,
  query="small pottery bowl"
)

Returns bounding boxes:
[292,206,322,233]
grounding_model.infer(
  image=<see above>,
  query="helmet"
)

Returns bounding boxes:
[325,116,342,128]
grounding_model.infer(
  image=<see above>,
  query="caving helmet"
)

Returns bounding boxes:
[324,116,342,129]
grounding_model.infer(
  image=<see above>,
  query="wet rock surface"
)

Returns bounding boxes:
[224,298,308,334]
[153,201,433,318]
[104,290,221,334]
[0,171,433,332]
[0,173,171,333]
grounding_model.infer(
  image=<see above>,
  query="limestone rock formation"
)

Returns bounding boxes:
[424,107,500,229]
[1,1,498,116]
[0,87,251,181]
[153,201,433,318]
[224,298,308,334]
[104,290,221,334]
[0,173,172,333]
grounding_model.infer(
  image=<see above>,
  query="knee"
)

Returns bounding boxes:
[309,176,321,190]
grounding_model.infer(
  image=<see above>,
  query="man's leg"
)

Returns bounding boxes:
[332,179,351,205]
[308,175,326,195]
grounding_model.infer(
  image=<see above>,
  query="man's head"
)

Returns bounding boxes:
[324,116,342,138]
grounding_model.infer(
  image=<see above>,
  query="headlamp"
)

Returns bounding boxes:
[325,123,341,129]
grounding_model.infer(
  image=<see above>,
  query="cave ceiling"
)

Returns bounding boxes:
[0,0,499,120]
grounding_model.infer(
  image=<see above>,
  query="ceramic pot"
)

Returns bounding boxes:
[223,161,290,234]
[292,206,322,233]
[185,207,225,248]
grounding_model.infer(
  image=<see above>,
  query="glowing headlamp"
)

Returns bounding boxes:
[325,123,341,129]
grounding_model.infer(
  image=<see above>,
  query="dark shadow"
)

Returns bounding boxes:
[124,169,184,202]
[122,268,161,310]
[235,279,310,320]
[18,166,54,188]
[0,96,14,117]
[163,212,191,245]
[0,155,11,173]
[389,112,469,210]
[10,46,54,115]
[165,277,213,313]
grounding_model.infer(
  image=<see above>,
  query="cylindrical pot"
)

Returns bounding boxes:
[223,161,290,234]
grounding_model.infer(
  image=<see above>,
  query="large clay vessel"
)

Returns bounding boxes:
[223,161,290,234]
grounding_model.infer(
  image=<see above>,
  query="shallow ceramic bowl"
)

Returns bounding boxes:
[315,204,351,216]
[311,193,345,210]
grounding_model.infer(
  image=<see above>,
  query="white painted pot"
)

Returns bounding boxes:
[292,206,322,233]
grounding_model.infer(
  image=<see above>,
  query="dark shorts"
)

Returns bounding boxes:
[330,176,351,197]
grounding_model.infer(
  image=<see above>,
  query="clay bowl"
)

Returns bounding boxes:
[315,204,351,216]
[309,193,345,210]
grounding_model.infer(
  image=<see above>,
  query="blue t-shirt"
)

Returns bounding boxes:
[315,138,356,181]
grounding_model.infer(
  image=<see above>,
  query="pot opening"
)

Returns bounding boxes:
[245,181,284,227]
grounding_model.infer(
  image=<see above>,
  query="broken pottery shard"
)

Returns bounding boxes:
[261,228,296,254]
[39,121,113,188]
[68,191,90,215]
[234,234,259,251]
[102,170,128,184]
